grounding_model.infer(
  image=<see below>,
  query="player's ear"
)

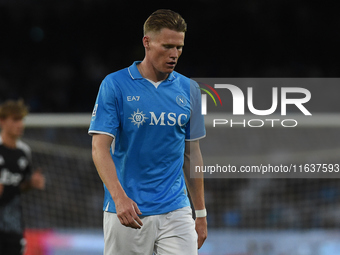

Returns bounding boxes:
[143,35,150,49]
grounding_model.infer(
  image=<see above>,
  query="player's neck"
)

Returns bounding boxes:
[0,133,17,149]
[137,60,168,82]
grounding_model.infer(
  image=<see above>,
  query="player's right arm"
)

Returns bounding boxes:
[0,183,3,197]
[91,133,143,229]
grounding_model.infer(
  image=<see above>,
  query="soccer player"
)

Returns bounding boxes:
[89,9,207,254]
[0,99,45,255]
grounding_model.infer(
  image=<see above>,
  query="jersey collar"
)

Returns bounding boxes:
[128,61,176,82]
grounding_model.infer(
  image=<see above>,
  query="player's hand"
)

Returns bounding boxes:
[195,217,207,249]
[115,195,143,229]
[30,168,45,190]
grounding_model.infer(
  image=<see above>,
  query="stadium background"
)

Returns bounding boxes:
[1,1,340,254]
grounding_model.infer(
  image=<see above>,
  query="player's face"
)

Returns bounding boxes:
[0,116,25,139]
[145,28,185,75]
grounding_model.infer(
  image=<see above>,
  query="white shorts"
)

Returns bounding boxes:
[103,206,198,255]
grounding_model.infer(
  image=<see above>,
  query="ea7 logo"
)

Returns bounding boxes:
[201,85,312,116]
[127,96,140,101]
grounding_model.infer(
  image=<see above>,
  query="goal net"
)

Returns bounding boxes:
[202,113,340,230]
[22,114,103,230]
[21,113,340,232]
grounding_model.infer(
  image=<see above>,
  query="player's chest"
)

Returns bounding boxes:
[120,85,191,129]
[0,148,29,186]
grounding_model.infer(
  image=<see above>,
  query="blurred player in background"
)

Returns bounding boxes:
[0,99,45,255]
[89,9,207,255]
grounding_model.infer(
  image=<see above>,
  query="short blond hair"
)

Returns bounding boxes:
[0,99,29,119]
[143,9,187,35]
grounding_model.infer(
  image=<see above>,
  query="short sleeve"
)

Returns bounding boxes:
[185,80,206,141]
[88,77,120,138]
[16,140,32,181]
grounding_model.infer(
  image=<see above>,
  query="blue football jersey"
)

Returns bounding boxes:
[89,61,205,215]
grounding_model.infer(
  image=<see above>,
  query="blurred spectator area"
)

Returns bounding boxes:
[1,0,340,112]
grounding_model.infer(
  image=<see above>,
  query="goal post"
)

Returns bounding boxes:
[24,113,340,128]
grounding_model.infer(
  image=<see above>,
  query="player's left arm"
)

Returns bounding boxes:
[21,168,45,191]
[19,143,46,192]
[183,140,207,249]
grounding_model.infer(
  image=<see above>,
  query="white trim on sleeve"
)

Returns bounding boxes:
[185,134,206,142]
[88,131,116,154]
[88,130,115,139]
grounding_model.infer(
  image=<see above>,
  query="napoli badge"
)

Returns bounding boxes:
[176,95,187,107]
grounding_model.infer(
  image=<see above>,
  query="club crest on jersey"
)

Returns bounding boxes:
[129,109,148,128]
[176,95,187,107]
[18,156,28,170]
